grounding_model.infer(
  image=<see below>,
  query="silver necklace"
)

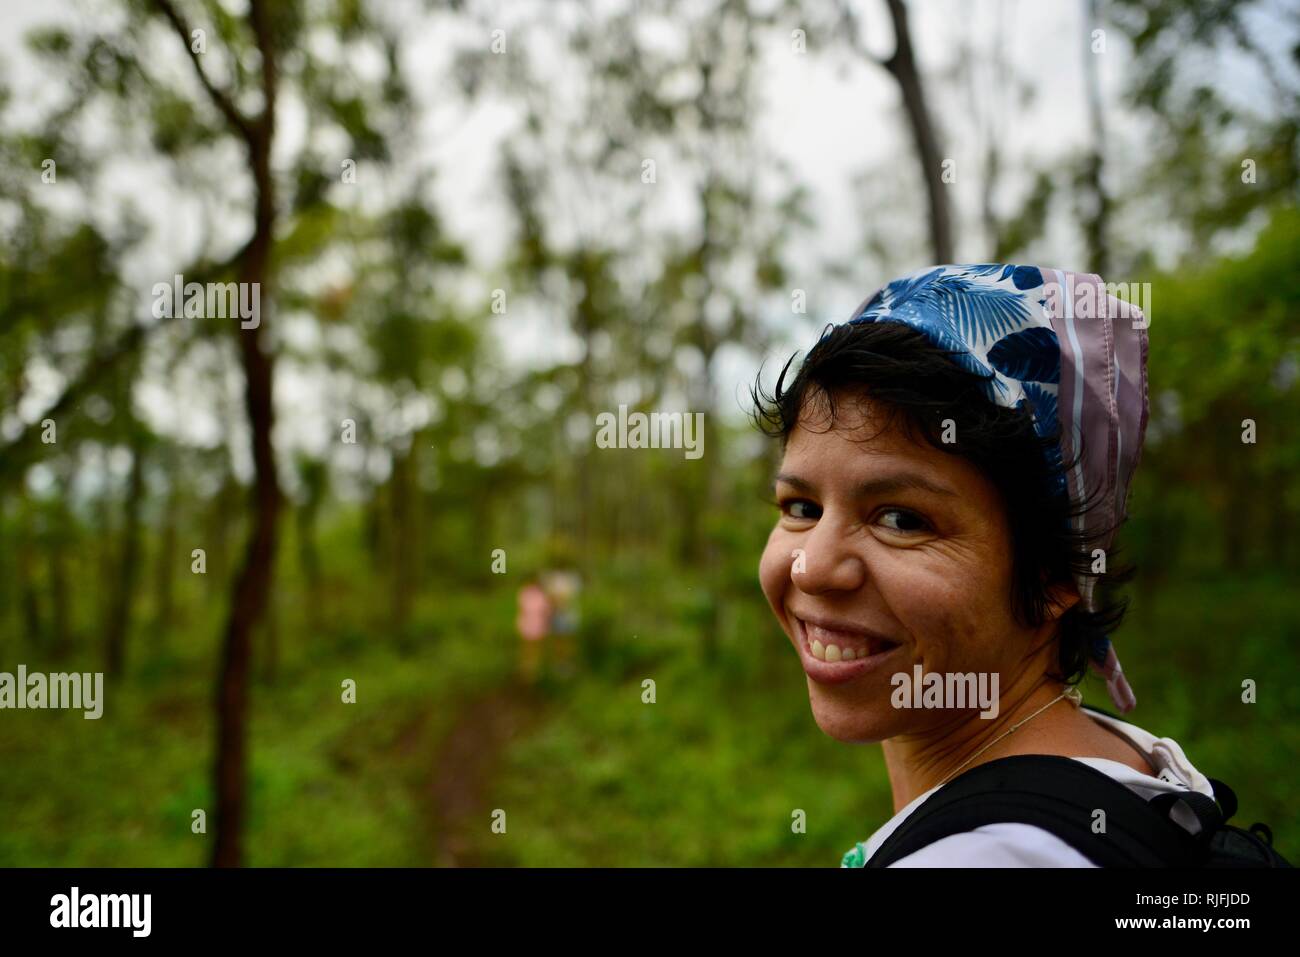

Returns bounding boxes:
[934,685,1083,789]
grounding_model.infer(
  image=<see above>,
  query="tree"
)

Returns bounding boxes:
[838,0,955,263]
[468,0,809,659]
[1108,0,1299,264]
[4,0,441,865]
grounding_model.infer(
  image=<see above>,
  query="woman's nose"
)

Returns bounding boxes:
[792,518,866,595]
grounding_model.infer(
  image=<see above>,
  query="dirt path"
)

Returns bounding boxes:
[426,680,549,866]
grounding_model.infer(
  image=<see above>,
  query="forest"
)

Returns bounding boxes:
[0,0,1297,867]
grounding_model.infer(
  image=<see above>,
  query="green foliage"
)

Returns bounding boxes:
[1127,205,1300,576]
[0,0,1295,869]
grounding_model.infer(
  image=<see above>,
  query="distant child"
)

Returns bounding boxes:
[542,570,581,678]
[516,579,552,684]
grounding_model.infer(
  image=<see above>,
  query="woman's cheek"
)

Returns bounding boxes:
[759,525,795,618]
[888,562,1006,672]
[926,543,1019,665]
[872,555,972,665]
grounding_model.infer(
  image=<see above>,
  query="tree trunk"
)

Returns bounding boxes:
[390,442,415,639]
[0,491,8,658]
[296,493,324,638]
[48,504,71,658]
[881,0,954,264]
[17,491,43,647]
[211,0,280,868]
[1268,470,1290,568]
[207,476,238,591]
[212,310,280,867]
[1081,0,1110,275]
[153,484,178,648]
[105,435,145,674]
[698,347,721,666]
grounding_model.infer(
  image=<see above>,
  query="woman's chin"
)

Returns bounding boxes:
[808,694,895,743]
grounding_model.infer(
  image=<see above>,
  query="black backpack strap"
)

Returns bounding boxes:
[1080,703,1235,837]
[1148,789,1225,836]
[1207,777,1238,820]
[864,755,1210,868]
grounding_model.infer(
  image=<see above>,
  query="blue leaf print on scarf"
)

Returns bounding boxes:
[960,264,1017,282]
[852,267,1019,400]
[1021,382,1068,496]
[986,327,1061,383]
[874,267,946,314]
[914,274,1029,347]
[859,269,1028,347]
[1010,265,1043,290]
[850,267,941,322]
[852,269,935,321]
[886,312,1008,403]
[1021,381,1060,438]
[856,288,886,317]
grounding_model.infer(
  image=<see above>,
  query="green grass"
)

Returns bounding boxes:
[1,574,1295,866]
[480,573,1300,866]
[480,653,893,866]
[0,590,518,866]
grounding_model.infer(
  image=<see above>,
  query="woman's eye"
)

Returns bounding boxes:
[876,508,929,533]
[780,499,821,521]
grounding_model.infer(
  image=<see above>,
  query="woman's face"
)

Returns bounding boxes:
[759,390,1049,743]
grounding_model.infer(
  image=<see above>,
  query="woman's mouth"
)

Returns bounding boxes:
[792,615,903,685]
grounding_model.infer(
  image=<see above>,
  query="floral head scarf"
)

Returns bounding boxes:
[839,263,1149,714]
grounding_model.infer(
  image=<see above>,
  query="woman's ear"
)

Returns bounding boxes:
[1043,580,1082,622]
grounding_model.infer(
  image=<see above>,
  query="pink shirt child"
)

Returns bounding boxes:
[516,584,551,642]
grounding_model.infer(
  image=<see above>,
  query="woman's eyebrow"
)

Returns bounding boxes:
[773,472,814,494]
[857,474,958,498]
[774,471,956,498]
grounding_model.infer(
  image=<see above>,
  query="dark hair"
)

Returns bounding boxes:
[750,320,1134,686]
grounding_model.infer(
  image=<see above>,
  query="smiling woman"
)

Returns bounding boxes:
[749,264,1289,868]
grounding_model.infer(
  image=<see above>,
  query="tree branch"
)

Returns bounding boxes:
[150,0,255,146]
[0,238,254,482]
[837,0,891,70]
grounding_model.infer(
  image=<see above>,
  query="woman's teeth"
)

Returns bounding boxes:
[811,639,860,661]
[803,621,895,662]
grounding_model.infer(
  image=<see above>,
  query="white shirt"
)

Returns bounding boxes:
[842,711,1215,867]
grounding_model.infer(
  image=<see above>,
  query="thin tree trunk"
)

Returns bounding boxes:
[691,161,722,663]
[1268,471,1290,568]
[105,434,146,674]
[48,503,71,658]
[207,476,237,591]
[296,492,324,638]
[17,491,43,647]
[390,443,414,638]
[698,348,721,666]
[1081,0,1109,274]
[0,491,8,658]
[575,258,596,577]
[154,484,178,648]
[212,314,279,867]
[880,0,955,263]
[210,0,280,868]
[974,1,1008,257]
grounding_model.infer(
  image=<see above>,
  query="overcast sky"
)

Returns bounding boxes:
[1,0,1294,471]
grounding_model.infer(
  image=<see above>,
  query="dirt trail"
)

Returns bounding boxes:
[426,680,548,866]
